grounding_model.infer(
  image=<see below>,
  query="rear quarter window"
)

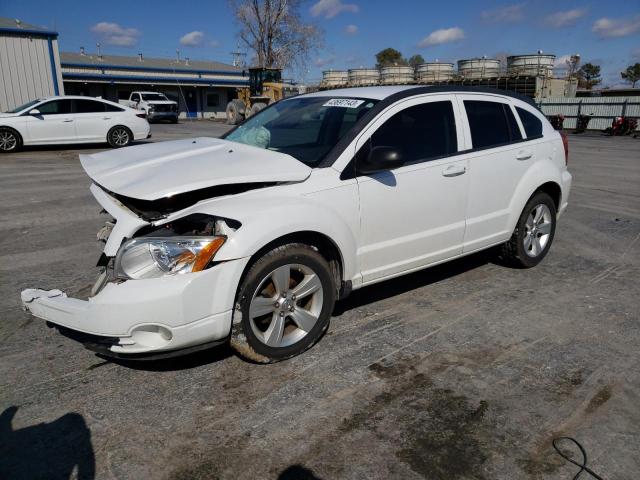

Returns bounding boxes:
[464,100,522,149]
[516,107,543,139]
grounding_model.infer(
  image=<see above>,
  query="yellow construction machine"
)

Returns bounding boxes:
[226,67,297,124]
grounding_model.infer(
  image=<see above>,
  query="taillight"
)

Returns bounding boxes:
[136,112,146,119]
[560,131,569,165]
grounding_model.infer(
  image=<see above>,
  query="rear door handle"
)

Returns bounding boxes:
[102,117,111,120]
[442,165,466,177]
[62,119,74,123]
[516,150,533,160]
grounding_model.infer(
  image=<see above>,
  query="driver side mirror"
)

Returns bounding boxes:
[28,109,41,116]
[358,145,405,175]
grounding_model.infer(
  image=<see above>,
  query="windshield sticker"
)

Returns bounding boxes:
[323,98,365,108]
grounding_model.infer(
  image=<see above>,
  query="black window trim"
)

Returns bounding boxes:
[343,98,459,179]
[515,106,545,141]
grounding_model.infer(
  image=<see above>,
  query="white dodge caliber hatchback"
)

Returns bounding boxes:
[0,96,150,152]
[21,86,572,363]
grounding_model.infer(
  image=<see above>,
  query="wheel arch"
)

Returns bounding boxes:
[234,230,348,301]
[0,125,24,146]
[507,159,564,234]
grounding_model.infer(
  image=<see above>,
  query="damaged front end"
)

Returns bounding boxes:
[21,183,250,359]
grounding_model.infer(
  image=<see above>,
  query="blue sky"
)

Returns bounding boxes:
[1,0,639,86]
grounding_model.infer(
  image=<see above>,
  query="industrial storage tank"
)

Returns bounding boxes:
[415,62,455,83]
[321,70,348,87]
[507,54,556,77]
[458,58,501,79]
[348,68,380,86]
[380,65,414,84]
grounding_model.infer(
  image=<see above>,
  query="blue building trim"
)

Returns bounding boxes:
[47,38,60,95]
[62,72,248,86]
[0,27,58,37]
[61,62,246,77]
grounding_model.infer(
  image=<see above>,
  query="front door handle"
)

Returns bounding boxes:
[102,117,111,120]
[62,119,74,123]
[516,150,533,160]
[442,165,466,177]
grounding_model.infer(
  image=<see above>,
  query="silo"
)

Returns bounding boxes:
[348,68,380,86]
[322,70,349,87]
[507,54,556,77]
[380,65,414,84]
[415,63,455,83]
[458,58,501,79]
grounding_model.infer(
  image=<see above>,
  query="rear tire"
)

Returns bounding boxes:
[499,192,557,268]
[226,100,245,125]
[107,126,133,148]
[230,243,336,363]
[0,127,22,153]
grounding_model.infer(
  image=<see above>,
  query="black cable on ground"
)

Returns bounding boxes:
[552,437,605,480]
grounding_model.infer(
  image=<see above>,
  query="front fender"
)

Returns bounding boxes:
[178,195,360,282]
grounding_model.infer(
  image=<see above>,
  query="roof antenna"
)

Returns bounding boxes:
[176,49,180,63]
[96,42,102,60]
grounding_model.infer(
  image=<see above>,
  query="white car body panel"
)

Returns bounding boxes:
[20,86,572,357]
[1,95,150,146]
[80,137,312,200]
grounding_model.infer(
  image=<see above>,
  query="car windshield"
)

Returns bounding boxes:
[5,99,41,113]
[224,97,378,167]
[141,94,168,101]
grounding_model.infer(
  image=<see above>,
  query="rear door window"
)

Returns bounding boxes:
[516,107,543,139]
[74,99,106,113]
[367,101,458,165]
[464,100,522,149]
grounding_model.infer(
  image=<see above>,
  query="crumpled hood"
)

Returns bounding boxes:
[79,137,311,201]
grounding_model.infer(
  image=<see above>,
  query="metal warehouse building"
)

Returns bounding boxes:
[0,18,64,112]
[60,51,248,119]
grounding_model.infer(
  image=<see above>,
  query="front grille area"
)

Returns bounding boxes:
[152,104,174,113]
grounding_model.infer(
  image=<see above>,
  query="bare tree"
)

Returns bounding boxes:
[230,0,323,72]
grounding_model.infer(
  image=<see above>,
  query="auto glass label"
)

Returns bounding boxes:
[323,98,365,108]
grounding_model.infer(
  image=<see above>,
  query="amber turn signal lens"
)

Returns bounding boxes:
[192,237,226,272]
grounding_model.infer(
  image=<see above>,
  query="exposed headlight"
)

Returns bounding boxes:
[115,237,225,280]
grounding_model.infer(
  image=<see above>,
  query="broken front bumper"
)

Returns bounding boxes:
[21,256,249,357]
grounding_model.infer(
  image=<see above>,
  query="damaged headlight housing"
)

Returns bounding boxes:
[114,237,226,280]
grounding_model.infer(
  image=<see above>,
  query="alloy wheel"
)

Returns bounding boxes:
[0,131,17,151]
[249,264,324,348]
[111,128,129,146]
[523,203,552,257]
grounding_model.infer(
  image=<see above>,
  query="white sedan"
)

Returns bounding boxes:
[0,96,150,152]
[21,86,571,363]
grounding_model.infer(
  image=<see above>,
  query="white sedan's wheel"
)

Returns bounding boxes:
[107,126,132,148]
[0,128,20,153]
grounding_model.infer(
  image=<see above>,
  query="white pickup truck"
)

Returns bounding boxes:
[120,91,178,123]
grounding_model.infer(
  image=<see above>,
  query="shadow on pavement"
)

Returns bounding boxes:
[278,464,323,479]
[104,343,235,372]
[334,249,496,315]
[0,406,95,480]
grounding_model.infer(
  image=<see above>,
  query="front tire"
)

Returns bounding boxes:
[499,192,557,268]
[107,126,133,148]
[230,244,336,363]
[0,127,22,153]
[226,100,245,125]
